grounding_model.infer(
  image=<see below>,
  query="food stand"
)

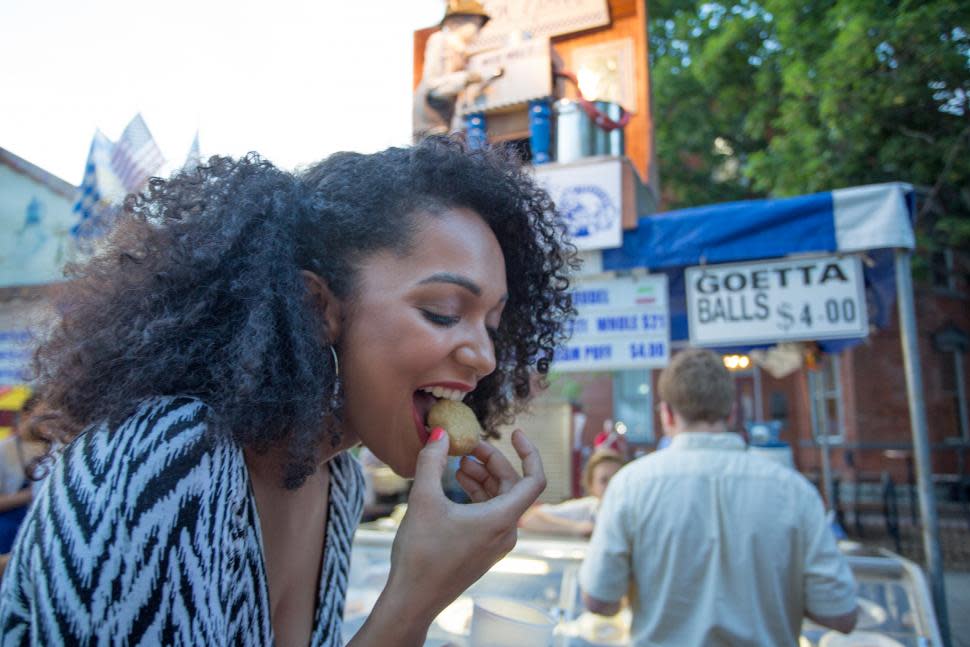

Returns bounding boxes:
[597,182,949,638]
[342,528,943,646]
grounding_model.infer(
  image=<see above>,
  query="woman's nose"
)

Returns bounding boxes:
[454,326,496,378]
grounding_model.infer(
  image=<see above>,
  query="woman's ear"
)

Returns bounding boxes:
[301,270,342,342]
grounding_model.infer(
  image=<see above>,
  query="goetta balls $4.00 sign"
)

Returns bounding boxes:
[427,399,482,456]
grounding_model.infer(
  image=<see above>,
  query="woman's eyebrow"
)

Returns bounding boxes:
[417,272,482,296]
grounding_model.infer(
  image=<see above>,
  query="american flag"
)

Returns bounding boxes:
[71,114,164,243]
[110,113,164,192]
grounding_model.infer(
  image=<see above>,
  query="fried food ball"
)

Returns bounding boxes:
[427,399,482,456]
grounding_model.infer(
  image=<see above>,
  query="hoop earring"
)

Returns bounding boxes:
[329,345,339,378]
[328,345,343,424]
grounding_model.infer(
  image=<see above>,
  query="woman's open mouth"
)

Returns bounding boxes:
[411,385,468,444]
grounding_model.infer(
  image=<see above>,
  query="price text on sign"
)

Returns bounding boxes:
[554,275,670,372]
[685,255,868,346]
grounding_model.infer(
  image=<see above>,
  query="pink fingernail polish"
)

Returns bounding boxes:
[429,427,445,443]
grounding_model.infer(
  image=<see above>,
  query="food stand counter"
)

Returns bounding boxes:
[342,529,941,646]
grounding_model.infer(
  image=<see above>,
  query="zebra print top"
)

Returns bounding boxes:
[0,397,365,646]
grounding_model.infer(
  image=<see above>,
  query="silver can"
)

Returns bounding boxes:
[553,99,625,163]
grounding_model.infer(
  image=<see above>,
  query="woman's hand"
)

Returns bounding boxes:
[349,427,545,646]
[394,428,545,623]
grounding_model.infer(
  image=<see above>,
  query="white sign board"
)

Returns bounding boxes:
[462,38,553,114]
[473,0,610,52]
[685,255,869,346]
[535,159,622,251]
[554,275,670,372]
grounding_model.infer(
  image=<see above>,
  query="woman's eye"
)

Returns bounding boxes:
[421,310,460,327]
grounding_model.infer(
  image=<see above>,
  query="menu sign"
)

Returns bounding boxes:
[462,38,553,114]
[554,275,670,372]
[685,255,869,346]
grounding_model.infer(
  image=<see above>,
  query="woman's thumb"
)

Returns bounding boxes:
[412,427,449,495]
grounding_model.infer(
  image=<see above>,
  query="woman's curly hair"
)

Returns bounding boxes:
[33,136,576,488]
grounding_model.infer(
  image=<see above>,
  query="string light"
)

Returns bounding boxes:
[722,354,751,371]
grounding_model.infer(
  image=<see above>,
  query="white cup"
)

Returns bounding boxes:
[469,597,556,647]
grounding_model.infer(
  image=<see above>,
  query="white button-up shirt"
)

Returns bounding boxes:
[580,432,856,647]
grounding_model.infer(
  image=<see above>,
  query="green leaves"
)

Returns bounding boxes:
[649,0,970,248]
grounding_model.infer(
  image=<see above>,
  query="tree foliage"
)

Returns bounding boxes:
[648,0,970,247]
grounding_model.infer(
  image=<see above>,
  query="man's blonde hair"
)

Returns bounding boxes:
[658,348,734,424]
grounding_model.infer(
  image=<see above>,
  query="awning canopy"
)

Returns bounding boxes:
[603,182,915,271]
[600,182,917,351]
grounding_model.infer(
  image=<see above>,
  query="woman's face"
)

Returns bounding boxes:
[337,207,507,477]
[589,461,622,499]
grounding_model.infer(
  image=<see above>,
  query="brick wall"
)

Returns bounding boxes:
[785,279,970,485]
[849,284,969,477]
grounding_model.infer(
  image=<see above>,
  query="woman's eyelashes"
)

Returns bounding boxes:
[420,309,460,327]
[420,309,500,339]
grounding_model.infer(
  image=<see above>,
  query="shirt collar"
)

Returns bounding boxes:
[669,431,746,452]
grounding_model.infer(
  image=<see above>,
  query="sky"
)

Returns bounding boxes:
[1,0,446,185]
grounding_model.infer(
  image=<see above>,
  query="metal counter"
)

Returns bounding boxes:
[342,529,942,646]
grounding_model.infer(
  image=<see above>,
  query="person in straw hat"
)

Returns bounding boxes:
[413,0,492,141]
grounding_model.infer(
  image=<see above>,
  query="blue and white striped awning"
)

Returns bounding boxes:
[598,182,916,351]
[602,182,915,272]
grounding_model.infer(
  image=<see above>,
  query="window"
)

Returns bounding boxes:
[612,369,654,443]
[808,354,845,444]
[934,325,969,444]
[942,350,969,443]
[931,248,969,295]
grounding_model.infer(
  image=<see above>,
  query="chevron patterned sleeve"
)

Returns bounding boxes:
[0,397,271,646]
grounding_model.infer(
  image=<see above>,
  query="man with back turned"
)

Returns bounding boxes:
[580,348,858,646]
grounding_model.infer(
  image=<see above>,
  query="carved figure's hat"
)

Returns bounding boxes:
[442,0,491,25]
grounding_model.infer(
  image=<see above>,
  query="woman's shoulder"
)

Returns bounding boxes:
[116,395,210,441]
[66,396,213,461]
[52,396,243,507]
[1,397,262,642]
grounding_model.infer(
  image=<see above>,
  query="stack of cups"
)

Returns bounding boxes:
[468,597,557,646]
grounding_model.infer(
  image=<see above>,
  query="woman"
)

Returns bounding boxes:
[0,137,575,645]
[519,449,625,537]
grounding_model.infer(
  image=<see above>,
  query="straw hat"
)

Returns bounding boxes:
[442,0,491,25]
